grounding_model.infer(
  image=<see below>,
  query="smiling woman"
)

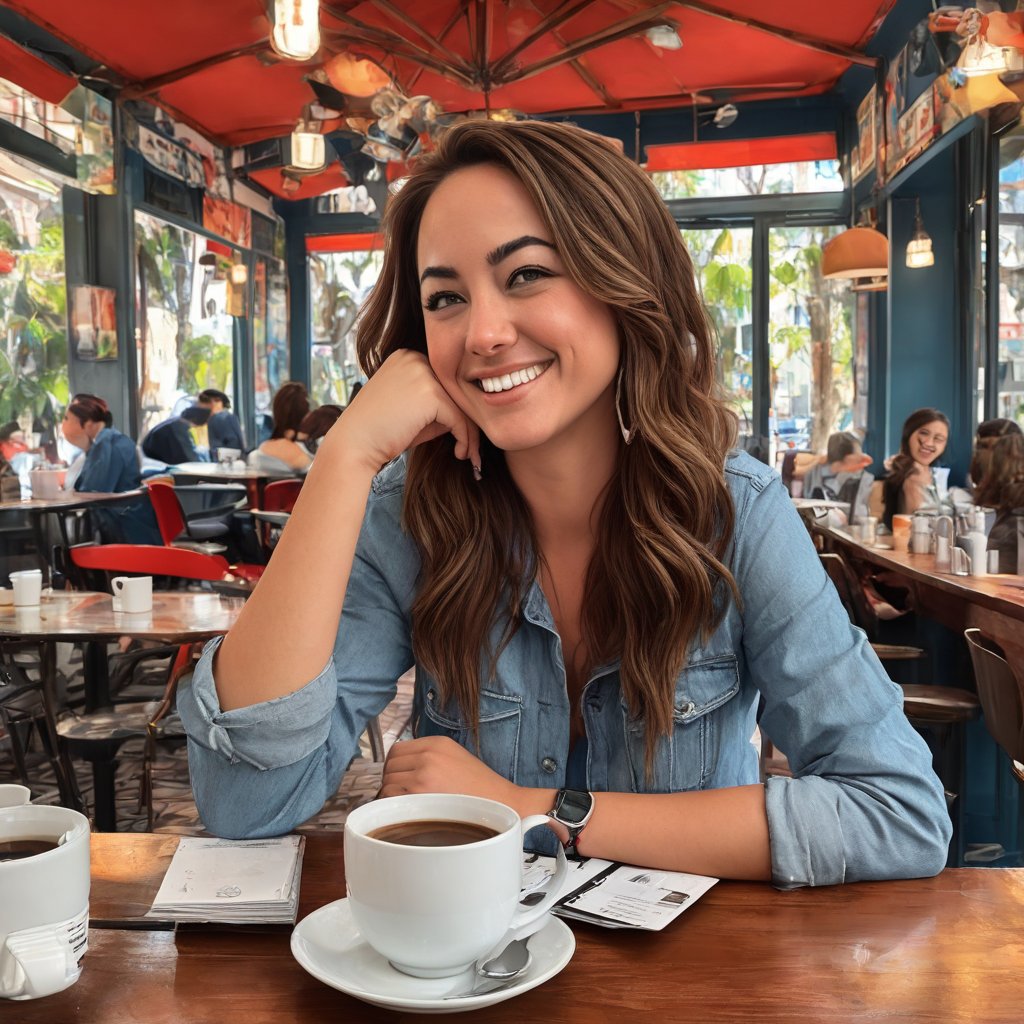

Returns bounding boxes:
[881,407,951,527]
[179,120,951,890]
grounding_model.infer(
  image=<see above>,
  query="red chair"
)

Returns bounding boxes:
[143,484,265,584]
[262,478,303,514]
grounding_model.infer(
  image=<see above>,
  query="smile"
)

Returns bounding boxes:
[476,361,552,393]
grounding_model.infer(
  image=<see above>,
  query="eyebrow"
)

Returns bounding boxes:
[419,235,555,285]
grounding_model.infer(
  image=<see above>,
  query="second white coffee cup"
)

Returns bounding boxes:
[9,570,42,608]
[344,793,568,979]
[111,575,153,613]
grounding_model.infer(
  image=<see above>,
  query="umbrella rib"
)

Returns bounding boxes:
[323,26,478,87]
[367,0,469,70]
[676,1,878,68]
[494,7,676,86]
[323,11,477,78]
[491,0,593,80]
[121,41,270,99]
[404,2,470,94]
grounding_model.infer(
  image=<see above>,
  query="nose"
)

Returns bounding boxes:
[465,292,517,356]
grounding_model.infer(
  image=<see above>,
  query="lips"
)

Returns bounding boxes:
[474,360,552,394]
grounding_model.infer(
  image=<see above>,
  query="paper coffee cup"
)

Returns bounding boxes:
[9,570,42,608]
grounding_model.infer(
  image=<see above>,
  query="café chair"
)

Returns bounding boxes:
[141,484,265,585]
[146,480,236,556]
[964,629,1024,789]
[253,478,302,558]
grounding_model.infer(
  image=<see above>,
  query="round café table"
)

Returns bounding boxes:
[0,589,244,830]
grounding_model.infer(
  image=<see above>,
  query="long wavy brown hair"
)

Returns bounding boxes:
[973,430,1024,512]
[356,120,738,767]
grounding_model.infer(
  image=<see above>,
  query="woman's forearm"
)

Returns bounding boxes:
[515,784,772,881]
[213,438,378,711]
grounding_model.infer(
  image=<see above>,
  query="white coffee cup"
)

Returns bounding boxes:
[0,786,30,809]
[9,570,42,608]
[111,575,153,613]
[28,469,65,501]
[0,804,90,1000]
[344,794,568,979]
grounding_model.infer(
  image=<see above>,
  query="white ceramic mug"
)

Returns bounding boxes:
[28,469,65,501]
[0,786,30,809]
[111,575,153,613]
[0,804,90,1000]
[344,793,568,979]
[8,570,42,608]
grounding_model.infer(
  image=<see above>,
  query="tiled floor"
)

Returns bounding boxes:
[0,644,414,836]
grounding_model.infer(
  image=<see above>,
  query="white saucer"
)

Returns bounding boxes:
[290,897,575,1014]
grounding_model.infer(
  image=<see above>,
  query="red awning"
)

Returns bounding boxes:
[248,165,351,200]
[0,36,76,104]
[306,232,383,253]
[644,132,838,172]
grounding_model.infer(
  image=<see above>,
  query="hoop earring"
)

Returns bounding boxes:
[615,367,634,445]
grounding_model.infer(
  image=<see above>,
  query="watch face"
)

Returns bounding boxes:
[556,789,593,826]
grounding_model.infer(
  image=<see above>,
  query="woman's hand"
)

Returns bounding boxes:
[380,736,520,807]
[323,350,481,476]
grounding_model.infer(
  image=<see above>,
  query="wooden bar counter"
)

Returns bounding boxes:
[16,833,1024,1023]
[815,525,1024,684]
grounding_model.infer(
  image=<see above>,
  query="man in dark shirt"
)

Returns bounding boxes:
[141,406,210,465]
[198,388,246,458]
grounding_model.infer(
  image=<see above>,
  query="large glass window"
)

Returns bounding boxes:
[308,246,384,406]
[253,255,289,441]
[135,211,236,437]
[768,226,857,456]
[0,153,68,462]
[996,128,1024,428]
[653,160,843,201]
[680,227,754,447]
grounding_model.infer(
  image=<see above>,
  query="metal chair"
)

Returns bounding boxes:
[964,629,1024,788]
[145,480,242,555]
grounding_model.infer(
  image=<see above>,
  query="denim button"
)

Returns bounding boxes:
[541,757,558,773]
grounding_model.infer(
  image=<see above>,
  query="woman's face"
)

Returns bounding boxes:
[416,162,621,456]
[908,419,947,466]
[60,409,89,449]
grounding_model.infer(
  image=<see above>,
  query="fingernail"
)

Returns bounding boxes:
[472,462,482,482]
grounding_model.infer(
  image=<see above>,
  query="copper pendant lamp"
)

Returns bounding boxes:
[821,227,889,279]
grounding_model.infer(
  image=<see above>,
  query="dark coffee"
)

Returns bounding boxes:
[0,838,59,862]
[369,819,500,847]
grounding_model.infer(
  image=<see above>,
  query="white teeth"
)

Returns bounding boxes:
[477,361,550,393]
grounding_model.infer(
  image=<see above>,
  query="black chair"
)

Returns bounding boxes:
[964,629,1024,789]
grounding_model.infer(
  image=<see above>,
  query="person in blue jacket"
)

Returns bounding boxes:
[198,389,246,458]
[61,394,160,545]
[179,120,951,887]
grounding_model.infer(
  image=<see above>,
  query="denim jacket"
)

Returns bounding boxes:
[179,451,951,887]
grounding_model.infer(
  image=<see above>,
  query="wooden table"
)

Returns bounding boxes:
[0,489,146,578]
[17,833,1024,1023]
[815,525,1024,682]
[0,591,244,830]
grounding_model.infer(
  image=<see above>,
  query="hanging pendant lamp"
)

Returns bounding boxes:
[269,0,320,62]
[821,227,889,279]
[905,198,935,269]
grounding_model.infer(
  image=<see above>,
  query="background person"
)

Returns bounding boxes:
[881,408,950,528]
[141,405,210,466]
[179,119,949,887]
[800,431,873,501]
[60,394,160,544]
[198,388,246,458]
[972,426,1024,574]
[297,404,343,455]
[252,381,313,473]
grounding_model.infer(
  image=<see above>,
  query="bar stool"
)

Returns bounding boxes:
[964,630,1024,789]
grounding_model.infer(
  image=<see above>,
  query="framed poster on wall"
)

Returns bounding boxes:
[71,285,117,361]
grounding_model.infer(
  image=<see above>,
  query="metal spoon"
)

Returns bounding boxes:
[442,939,532,1000]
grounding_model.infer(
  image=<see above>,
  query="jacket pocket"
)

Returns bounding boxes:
[621,655,740,793]
[419,686,523,783]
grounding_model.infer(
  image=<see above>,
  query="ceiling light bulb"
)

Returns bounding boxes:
[645,23,683,50]
[906,199,934,269]
[270,0,320,62]
[289,118,325,172]
[230,262,248,285]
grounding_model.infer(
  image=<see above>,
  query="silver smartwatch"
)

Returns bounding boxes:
[547,789,595,859]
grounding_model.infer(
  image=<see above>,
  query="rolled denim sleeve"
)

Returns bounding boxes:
[731,465,951,887]
[178,467,418,839]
